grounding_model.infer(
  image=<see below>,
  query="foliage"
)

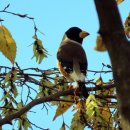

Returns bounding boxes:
[32,35,48,64]
[0,1,128,130]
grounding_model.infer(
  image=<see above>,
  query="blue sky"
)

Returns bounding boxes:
[0,0,130,130]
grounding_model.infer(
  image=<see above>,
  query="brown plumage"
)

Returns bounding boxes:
[57,27,89,98]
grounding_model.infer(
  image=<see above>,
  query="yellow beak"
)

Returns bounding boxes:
[79,31,89,38]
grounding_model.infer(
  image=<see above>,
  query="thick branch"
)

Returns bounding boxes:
[94,0,130,125]
[0,83,114,126]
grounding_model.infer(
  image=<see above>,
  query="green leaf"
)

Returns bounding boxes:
[18,118,22,130]
[17,102,23,109]
[32,35,48,64]
[86,94,113,129]
[38,53,44,64]
[23,119,32,130]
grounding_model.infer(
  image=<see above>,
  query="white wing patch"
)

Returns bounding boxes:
[70,58,86,82]
[70,71,85,82]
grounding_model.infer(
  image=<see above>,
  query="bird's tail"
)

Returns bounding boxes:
[78,82,88,98]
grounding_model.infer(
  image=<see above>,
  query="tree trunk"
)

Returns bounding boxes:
[94,0,130,129]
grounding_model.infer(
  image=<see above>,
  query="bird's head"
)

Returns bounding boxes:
[65,27,89,44]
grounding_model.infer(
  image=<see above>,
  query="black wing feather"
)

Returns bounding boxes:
[57,41,88,75]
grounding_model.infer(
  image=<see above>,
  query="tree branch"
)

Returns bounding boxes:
[94,0,130,126]
[0,83,115,126]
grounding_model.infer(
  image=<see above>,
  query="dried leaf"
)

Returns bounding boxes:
[4,72,11,83]
[94,35,107,51]
[100,105,112,123]
[60,122,66,130]
[32,35,48,64]
[44,70,54,75]
[53,96,73,121]
[124,13,130,38]
[95,77,103,86]
[70,111,86,130]
[12,84,18,98]
[73,102,82,111]
[41,79,54,87]
[0,25,16,64]
[117,0,124,4]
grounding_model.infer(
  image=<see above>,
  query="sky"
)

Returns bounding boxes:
[0,0,130,130]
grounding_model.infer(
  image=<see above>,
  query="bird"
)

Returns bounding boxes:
[57,27,89,98]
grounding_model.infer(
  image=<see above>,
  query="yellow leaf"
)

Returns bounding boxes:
[117,0,124,4]
[86,94,113,129]
[86,94,100,121]
[124,13,130,38]
[95,77,103,86]
[0,25,16,64]
[94,35,107,52]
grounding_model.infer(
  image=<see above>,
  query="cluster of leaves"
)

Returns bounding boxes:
[0,24,47,65]
[0,67,31,129]
[55,78,120,130]
[0,4,48,65]
[94,0,130,53]
[0,65,71,129]
[0,64,121,130]
[32,35,48,64]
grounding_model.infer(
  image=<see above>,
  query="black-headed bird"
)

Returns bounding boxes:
[57,27,89,98]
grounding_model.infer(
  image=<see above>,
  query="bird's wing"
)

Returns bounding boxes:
[57,41,88,79]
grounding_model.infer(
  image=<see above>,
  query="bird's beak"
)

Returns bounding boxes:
[79,31,90,38]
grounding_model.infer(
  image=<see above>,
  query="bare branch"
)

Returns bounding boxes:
[0,83,115,126]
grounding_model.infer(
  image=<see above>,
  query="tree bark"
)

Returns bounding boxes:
[94,0,130,129]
